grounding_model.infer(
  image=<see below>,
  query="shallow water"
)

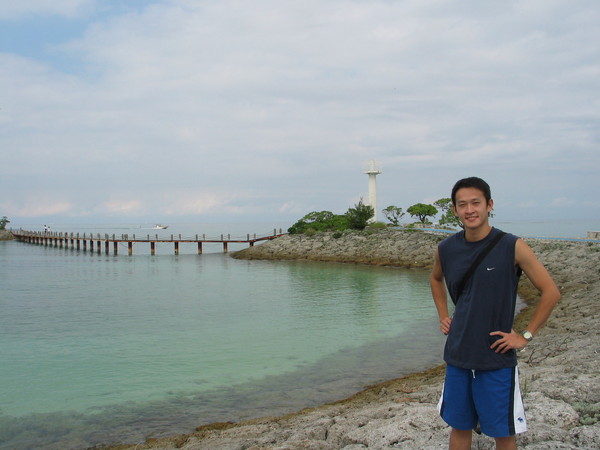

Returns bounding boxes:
[0,233,443,449]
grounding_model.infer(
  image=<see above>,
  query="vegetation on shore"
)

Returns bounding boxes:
[0,216,9,230]
[288,199,375,234]
[288,197,461,236]
[0,217,13,240]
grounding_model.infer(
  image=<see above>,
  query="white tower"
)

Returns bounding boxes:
[364,159,382,222]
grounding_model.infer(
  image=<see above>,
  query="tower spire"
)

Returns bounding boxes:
[364,159,382,222]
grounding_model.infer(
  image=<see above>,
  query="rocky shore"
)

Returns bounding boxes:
[109,229,600,449]
[0,229,14,240]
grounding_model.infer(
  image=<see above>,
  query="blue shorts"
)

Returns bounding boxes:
[437,364,527,438]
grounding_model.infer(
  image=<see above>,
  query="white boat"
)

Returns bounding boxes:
[153,224,168,229]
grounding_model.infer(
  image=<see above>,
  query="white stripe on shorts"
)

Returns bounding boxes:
[513,367,527,434]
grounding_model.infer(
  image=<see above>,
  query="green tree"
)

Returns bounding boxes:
[329,214,351,231]
[433,198,452,214]
[288,211,349,234]
[382,205,405,226]
[434,198,462,228]
[345,199,374,230]
[0,216,9,230]
[407,203,438,224]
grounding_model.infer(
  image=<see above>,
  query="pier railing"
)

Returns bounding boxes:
[11,229,286,255]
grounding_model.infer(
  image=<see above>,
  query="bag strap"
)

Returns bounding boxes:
[453,231,506,304]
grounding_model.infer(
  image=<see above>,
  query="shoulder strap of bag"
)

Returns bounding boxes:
[454,231,507,304]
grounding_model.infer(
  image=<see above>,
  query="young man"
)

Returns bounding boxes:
[430,177,560,450]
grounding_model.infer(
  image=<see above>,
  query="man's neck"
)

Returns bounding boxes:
[464,224,493,242]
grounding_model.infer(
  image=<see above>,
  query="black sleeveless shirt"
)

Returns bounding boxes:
[438,227,521,370]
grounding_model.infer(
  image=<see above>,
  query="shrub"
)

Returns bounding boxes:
[367,221,387,229]
[288,211,349,234]
[345,199,374,230]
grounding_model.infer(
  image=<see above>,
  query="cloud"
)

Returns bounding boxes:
[278,201,310,216]
[0,0,94,19]
[158,190,242,216]
[550,197,575,208]
[1,0,599,224]
[517,201,536,209]
[97,200,144,215]
[1,199,74,218]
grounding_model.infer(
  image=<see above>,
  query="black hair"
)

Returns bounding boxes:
[451,177,492,205]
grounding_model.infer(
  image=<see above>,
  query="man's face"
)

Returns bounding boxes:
[452,187,493,229]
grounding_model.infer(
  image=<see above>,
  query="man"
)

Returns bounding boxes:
[430,177,560,450]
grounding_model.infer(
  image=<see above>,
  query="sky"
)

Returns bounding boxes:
[1,0,599,228]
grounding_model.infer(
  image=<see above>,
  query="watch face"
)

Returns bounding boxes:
[523,331,533,341]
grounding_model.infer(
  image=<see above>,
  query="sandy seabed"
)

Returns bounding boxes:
[104,229,599,449]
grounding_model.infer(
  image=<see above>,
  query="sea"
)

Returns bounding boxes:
[0,220,597,449]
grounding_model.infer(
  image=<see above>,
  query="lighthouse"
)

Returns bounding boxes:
[364,159,382,222]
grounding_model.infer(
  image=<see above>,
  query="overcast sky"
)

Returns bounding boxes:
[1,0,599,227]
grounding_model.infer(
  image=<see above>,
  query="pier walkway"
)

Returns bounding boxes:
[11,229,286,255]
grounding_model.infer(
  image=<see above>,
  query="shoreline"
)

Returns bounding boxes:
[95,230,599,448]
[0,229,14,240]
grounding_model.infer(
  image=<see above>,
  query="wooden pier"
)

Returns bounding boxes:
[11,229,286,255]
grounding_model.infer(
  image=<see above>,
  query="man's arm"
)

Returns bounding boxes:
[430,248,452,335]
[491,238,561,353]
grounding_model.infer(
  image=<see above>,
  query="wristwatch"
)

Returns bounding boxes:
[522,330,533,342]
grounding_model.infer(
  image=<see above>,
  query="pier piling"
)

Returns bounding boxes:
[11,229,286,256]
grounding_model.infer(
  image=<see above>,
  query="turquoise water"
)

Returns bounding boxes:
[0,228,444,449]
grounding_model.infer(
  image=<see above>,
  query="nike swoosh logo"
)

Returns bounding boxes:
[487,267,496,271]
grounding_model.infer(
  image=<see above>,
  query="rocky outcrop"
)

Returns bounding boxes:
[233,229,444,268]
[0,229,14,240]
